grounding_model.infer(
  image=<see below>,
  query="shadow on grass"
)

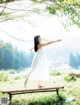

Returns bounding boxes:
[28,100,65,105]
[12,95,66,105]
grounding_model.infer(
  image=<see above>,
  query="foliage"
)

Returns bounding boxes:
[0,72,8,82]
[64,74,77,82]
[0,0,80,27]
[49,69,61,76]
[0,0,15,3]
[13,76,20,80]
[0,0,5,3]
[0,42,13,52]
[46,0,80,28]
[8,69,16,74]
[47,6,56,14]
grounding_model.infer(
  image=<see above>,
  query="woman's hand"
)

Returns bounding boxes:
[29,47,34,51]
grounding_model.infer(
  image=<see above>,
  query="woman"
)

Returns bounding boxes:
[24,35,62,88]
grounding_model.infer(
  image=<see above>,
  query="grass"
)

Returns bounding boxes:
[50,69,61,76]
[0,69,80,105]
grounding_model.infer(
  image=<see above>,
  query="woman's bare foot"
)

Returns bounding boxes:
[38,81,44,89]
[38,85,44,89]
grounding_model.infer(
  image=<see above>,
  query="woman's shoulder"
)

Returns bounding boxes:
[38,43,45,49]
[38,43,43,49]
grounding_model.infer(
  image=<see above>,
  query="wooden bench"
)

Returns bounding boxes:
[2,84,64,105]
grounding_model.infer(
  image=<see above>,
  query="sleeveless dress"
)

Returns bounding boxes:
[28,47,49,80]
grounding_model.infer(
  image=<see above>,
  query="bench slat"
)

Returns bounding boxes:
[2,85,64,94]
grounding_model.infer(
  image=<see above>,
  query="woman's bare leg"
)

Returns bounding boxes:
[24,70,33,88]
[24,78,28,88]
[24,73,30,88]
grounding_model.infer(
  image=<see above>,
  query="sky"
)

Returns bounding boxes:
[0,14,80,51]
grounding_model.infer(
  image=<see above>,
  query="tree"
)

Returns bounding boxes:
[69,53,80,69]
[76,54,80,69]
[0,43,14,69]
[46,0,80,28]
[0,0,80,27]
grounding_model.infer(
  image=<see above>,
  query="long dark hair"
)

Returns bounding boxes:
[34,35,40,52]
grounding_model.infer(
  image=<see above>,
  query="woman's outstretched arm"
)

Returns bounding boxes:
[38,39,62,48]
[45,39,62,45]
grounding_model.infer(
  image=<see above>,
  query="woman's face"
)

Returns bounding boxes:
[38,37,41,43]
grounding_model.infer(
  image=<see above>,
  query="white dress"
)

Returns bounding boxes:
[28,47,49,80]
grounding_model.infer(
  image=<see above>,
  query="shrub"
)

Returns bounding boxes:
[64,74,77,82]
[8,70,16,74]
[0,72,8,82]
[49,69,61,76]
[13,76,20,80]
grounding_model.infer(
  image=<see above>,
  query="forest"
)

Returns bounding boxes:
[0,40,34,70]
[0,40,80,70]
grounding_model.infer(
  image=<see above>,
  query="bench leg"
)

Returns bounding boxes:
[56,89,59,96]
[9,93,12,105]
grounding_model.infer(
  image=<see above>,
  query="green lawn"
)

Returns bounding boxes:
[0,69,80,105]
